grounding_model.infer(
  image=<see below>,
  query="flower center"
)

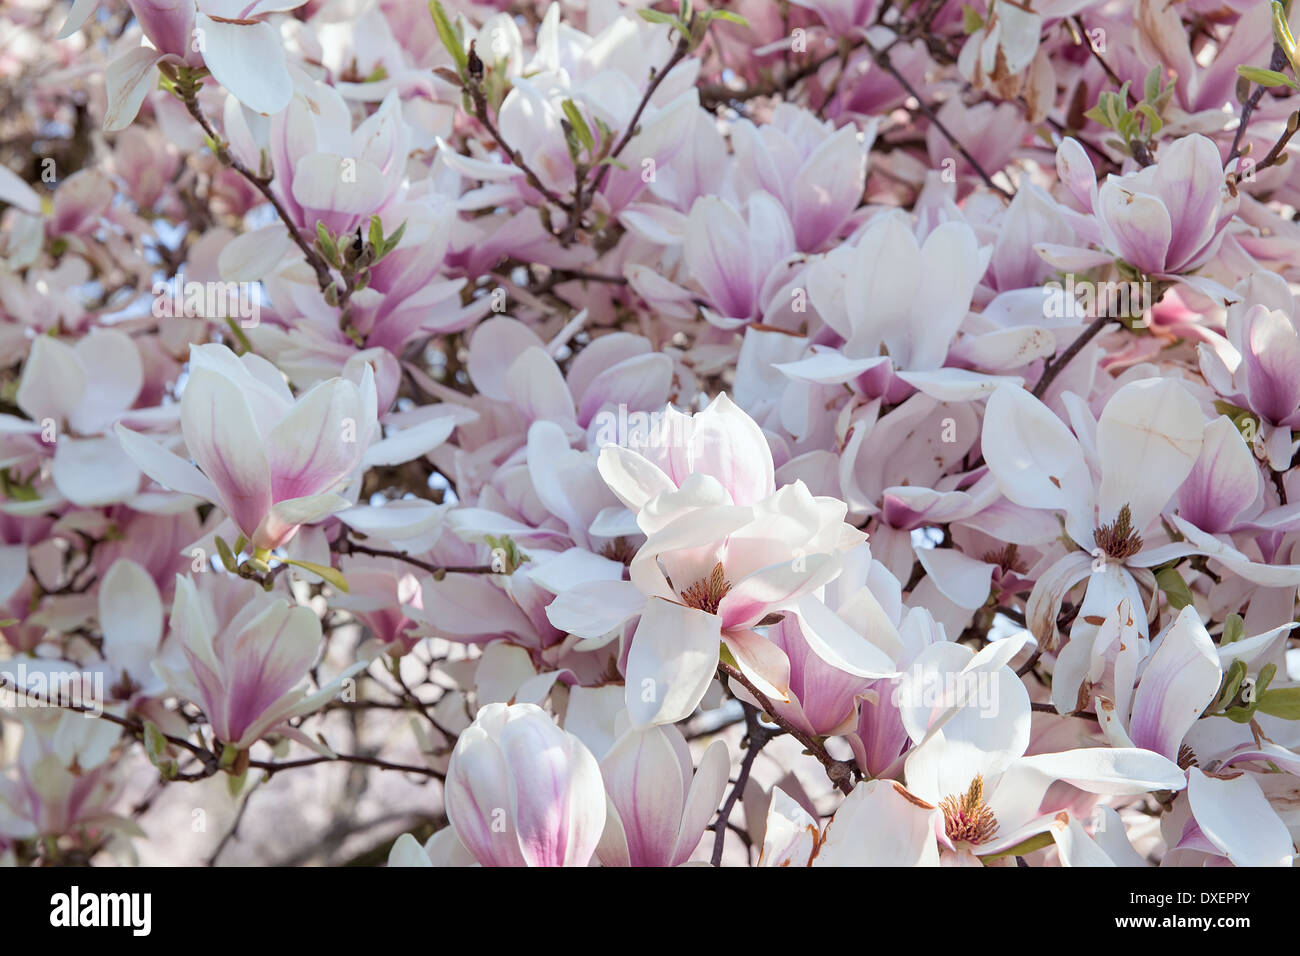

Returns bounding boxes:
[1093,503,1144,560]
[679,562,731,615]
[940,774,999,846]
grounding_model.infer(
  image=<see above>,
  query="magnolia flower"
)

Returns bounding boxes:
[118,343,378,552]
[730,104,873,252]
[95,0,306,130]
[898,638,1187,864]
[0,710,125,842]
[444,702,606,867]
[159,575,360,752]
[594,395,874,726]
[596,725,729,867]
[1044,134,1239,280]
[1199,272,1300,469]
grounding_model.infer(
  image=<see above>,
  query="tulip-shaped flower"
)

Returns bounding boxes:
[118,343,378,552]
[161,575,358,752]
[445,703,606,867]
[1094,134,1238,276]
[596,725,729,867]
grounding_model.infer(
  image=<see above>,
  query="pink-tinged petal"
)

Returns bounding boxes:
[577,353,674,429]
[544,580,645,643]
[792,124,866,251]
[197,15,292,117]
[724,627,792,704]
[672,738,729,865]
[445,722,528,867]
[1127,607,1221,761]
[127,0,194,58]
[1240,305,1300,424]
[982,386,1093,538]
[466,318,546,401]
[684,393,776,507]
[68,329,143,434]
[758,787,820,867]
[624,598,721,728]
[266,376,369,501]
[916,547,994,611]
[99,559,163,677]
[16,336,86,425]
[497,708,605,867]
[225,602,320,746]
[104,48,166,133]
[1095,378,1203,532]
[180,366,272,539]
[793,595,897,679]
[596,443,677,515]
[1152,134,1228,271]
[51,436,140,507]
[685,196,757,320]
[816,780,940,866]
[114,424,220,502]
[504,347,576,426]
[1186,768,1294,866]
[1176,416,1260,533]
[599,726,687,867]
[1096,180,1172,274]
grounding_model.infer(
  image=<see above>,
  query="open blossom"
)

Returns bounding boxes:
[118,343,378,551]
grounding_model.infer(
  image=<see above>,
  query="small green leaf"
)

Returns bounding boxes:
[1155,566,1194,611]
[1273,1,1300,79]
[707,10,749,25]
[1221,613,1245,645]
[561,99,595,154]
[637,9,678,25]
[1235,65,1299,89]
[962,3,985,32]
[1215,658,1248,712]
[981,830,1055,861]
[282,557,350,592]
[214,535,239,573]
[1257,686,1300,719]
[429,0,468,75]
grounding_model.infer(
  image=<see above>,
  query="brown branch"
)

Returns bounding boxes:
[717,661,856,795]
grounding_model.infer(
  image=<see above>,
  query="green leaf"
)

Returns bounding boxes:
[1221,613,1245,645]
[1257,686,1300,719]
[1235,65,1299,90]
[429,0,468,75]
[707,10,749,25]
[1273,1,1300,79]
[214,535,239,573]
[282,557,350,592]
[981,830,1055,861]
[1144,65,1162,104]
[142,720,167,762]
[1155,566,1194,611]
[561,99,595,154]
[378,220,407,258]
[637,9,678,24]
[1214,658,1247,712]
[962,3,985,32]
[368,214,384,252]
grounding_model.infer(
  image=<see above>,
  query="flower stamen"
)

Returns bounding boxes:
[680,562,731,615]
[940,774,1000,846]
